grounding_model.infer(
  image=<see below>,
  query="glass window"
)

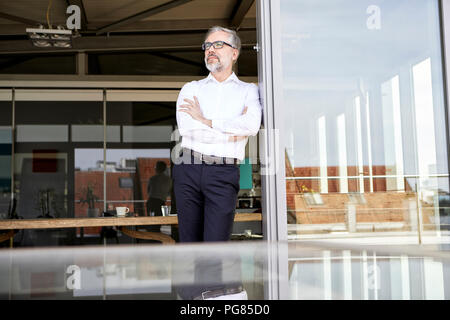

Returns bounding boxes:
[278,0,447,242]
[10,94,179,245]
[105,101,175,233]
[16,125,68,142]
[122,126,173,143]
[14,100,103,246]
[72,125,120,142]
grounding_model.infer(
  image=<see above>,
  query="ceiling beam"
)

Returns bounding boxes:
[0,19,256,36]
[90,18,232,33]
[96,0,194,35]
[138,114,176,126]
[148,52,204,68]
[230,0,255,31]
[0,12,42,26]
[0,56,34,71]
[0,30,257,55]
[66,0,88,29]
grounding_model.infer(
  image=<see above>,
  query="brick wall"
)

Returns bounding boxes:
[291,192,416,225]
[74,158,171,235]
[285,152,426,229]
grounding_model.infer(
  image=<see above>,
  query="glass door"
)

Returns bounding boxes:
[271,0,449,244]
[105,90,177,235]
[14,89,103,246]
[11,88,181,245]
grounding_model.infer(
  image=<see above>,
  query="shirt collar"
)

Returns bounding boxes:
[206,72,239,84]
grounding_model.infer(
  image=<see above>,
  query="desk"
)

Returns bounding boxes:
[0,213,262,230]
[0,213,262,245]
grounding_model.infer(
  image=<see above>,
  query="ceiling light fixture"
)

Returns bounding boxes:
[26,0,73,48]
[26,25,73,48]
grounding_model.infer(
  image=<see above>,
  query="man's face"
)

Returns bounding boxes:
[204,31,238,73]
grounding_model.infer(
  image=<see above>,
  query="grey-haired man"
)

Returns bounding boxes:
[173,26,262,300]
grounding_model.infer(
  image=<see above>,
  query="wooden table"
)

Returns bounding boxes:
[0,213,263,245]
[0,213,262,230]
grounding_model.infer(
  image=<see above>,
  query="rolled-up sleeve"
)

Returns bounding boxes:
[211,83,262,136]
[176,82,230,144]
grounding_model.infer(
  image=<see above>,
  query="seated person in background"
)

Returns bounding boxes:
[100,203,119,243]
[146,161,172,231]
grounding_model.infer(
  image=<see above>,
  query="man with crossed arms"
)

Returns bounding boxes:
[173,26,262,300]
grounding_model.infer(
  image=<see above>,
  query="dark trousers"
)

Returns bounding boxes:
[173,161,240,242]
[147,197,165,217]
[172,160,241,299]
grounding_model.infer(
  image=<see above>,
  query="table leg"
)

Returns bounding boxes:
[80,227,84,245]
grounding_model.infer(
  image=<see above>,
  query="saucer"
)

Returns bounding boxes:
[116,213,131,218]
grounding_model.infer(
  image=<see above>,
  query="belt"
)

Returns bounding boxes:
[183,148,240,165]
[193,286,244,300]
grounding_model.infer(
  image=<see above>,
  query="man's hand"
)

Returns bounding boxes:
[228,106,248,142]
[179,96,212,128]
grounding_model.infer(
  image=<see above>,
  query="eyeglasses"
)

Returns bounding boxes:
[202,40,236,51]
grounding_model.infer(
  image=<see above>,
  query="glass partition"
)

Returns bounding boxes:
[13,92,103,246]
[105,99,175,237]
[277,0,448,243]
[1,89,184,246]
[74,148,104,237]
[1,241,449,300]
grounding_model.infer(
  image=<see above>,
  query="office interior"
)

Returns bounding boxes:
[0,0,260,247]
[1,0,450,301]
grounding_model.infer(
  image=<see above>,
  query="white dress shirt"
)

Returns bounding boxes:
[176,72,262,161]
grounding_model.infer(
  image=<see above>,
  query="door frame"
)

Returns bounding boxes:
[257,0,290,300]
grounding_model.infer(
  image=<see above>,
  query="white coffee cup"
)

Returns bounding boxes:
[116,207,129,217]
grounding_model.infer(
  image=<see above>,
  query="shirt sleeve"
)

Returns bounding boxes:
[211,83,262,136]
[176,82,230,144]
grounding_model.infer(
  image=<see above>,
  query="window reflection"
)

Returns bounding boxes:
[16,125,68,142]
[280,0,448,240]
[15,152,67,219]
[381,75,404,191]
[365,93,374,192]
[318,116,328,193]
[105,149,171,217]
[337,113,348,193]
[74,148,104,236]
[72,125,120,142]
[106,101,176,237]
[13,100,103,246]
[123,126,173,143]
[354,96,364,193]
[413,58,438,178]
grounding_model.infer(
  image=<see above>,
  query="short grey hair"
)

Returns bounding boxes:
[204,26,241,54]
